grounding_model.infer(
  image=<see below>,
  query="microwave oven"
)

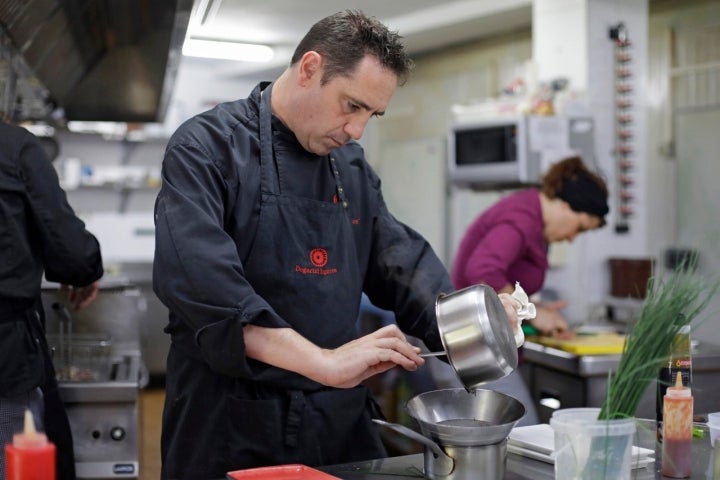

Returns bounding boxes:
[447,114,595,188]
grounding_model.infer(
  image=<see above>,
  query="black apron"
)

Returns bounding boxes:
[162,84,386,479]
[233,83,386,464]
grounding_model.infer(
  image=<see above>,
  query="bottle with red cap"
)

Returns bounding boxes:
[4,409,56,480]
[662,371,693,478]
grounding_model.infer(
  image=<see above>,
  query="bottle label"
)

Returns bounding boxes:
[673,358,691,369]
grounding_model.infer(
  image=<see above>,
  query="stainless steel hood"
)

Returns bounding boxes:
[0,0,192,123]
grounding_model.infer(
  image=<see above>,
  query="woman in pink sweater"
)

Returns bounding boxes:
[450,156,609,424]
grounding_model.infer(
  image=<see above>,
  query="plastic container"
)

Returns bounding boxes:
[661,372,693,478]
[550,408,636,480]
[709,412,720,447]
[226,464,339,479]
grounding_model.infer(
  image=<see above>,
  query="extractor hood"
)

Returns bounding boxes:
[0,0,192,123]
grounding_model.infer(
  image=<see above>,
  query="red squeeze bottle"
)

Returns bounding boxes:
[662,372,693,478]
[5,409,56,480]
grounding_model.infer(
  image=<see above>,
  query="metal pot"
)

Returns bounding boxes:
[434,284,522,390]
[374,388,526,480]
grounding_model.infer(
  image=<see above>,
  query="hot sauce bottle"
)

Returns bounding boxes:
[662,372,693,478]
[4,409,56,480]
[657,323,692,441]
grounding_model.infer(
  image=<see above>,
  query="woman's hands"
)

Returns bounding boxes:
[529,300,572,337]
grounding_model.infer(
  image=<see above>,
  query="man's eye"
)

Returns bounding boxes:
[348,103,360,112]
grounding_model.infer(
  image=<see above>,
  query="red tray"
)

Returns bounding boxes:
[227,464,340,480]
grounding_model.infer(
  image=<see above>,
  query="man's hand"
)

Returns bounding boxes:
[244,323,424,389]
[498,292,521,336]
[60,280,101,310]
[316,324,425,388]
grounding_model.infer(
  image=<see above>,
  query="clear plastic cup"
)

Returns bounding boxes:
[550,408,636,480]
[708,412,720,447]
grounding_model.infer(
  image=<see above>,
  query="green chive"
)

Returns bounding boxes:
[598,254,718,420]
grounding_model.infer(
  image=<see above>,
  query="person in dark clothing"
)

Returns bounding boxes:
[0,120,104,480]
[153,9,520,480]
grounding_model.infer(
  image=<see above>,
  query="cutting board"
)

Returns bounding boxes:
[533,332,627,355]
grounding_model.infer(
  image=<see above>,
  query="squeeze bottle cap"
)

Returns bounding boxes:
[12,409,48,449]
[666,371,692,398]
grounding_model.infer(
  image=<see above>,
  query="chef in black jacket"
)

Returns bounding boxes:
[0,120,104,480]
[153,10,519,479]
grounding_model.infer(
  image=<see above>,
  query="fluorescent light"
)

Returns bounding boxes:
[182,38,273,62]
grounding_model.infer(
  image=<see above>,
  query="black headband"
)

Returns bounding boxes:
[558,173,609,220]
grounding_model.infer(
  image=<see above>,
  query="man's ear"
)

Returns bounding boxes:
[298,51,323,86]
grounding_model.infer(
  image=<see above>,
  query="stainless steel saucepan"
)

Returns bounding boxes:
[428,284,523,390]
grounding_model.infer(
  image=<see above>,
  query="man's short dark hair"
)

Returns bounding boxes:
[290,9,414,86]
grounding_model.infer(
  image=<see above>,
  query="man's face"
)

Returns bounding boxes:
[295,55,398,156]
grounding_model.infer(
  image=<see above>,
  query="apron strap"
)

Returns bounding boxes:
[258,83,281,196]
[284,390,306,448]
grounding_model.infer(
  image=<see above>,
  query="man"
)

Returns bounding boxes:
[154,10,519,479]
[0,119,104,480]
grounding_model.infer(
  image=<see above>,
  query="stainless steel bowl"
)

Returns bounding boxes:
[406,388,526,447]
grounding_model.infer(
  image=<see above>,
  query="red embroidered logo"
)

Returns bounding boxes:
[310,248,328,267]
[296,248,337,276]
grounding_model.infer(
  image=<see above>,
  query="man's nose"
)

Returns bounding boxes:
[345,117,369,140]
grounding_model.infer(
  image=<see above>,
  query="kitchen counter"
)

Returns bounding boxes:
[319,420,718,479]
[522,338,720,376]
[520,339,720,423]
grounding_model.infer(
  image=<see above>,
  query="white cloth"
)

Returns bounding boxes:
[511,282,536,346]
[511,281,536,321]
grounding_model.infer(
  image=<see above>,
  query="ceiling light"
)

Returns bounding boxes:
[182,38,274,62]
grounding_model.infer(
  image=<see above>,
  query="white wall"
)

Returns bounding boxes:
[647,0,720,345]
[163,57,277,133]
[534,0,649,322]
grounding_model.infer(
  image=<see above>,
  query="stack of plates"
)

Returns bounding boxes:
[507,424,655,469]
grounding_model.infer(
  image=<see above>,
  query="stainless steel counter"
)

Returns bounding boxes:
[319,421,718,479]
[520,339,720,423]
[522,339,720,376]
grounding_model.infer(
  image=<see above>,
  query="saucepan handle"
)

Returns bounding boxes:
[371,419,454,476]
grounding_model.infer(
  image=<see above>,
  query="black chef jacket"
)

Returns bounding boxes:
[0,120,104,480]
[153,82,452,478]
[0,122,103,302]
